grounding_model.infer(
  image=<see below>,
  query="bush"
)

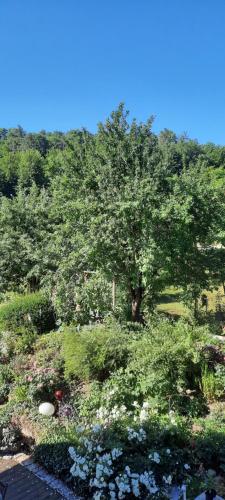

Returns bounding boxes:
[0,331,16,360]
[11,366,62,404]
[67,415,193,498]
[193,416,225,472]
[9,385,29,403]
[0,365,15,404]
[0,402,22,452]
[76,318,211,418]
[127,318,210,415]
[0,292,55,334]
[62,321,131,381]
[34,330,64,371]
[33,426,78,478]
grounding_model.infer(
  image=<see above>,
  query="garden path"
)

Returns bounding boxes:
[0,456,64,500]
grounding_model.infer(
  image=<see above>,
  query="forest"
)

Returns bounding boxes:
[1,105,225,499]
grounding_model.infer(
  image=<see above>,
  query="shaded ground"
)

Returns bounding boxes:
[0,457,63,500]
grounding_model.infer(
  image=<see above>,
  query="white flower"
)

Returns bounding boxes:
[166,448,171,454]
[184,463,190,470]
[92,424,102,433]
[111,448,123,460]
[115,474,131,493]
[149,452,160,463]
[93,491,103,500]
[140,409,148,422]
[68,446,77,460]
[83,438,93,452]
[76,425,85,433]
[70,463,87,480]
[127,427,146,442]
[139,471,158,494]
[131,478,140,497]
[163,474,172,485]
[142,401,150,409]
[125,466,131,476]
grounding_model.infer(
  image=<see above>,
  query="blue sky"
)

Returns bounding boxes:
[0,0,225,143]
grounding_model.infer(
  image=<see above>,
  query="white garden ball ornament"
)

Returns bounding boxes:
[39,402,55,416]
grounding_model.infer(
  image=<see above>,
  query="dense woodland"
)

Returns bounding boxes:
[0,104,225,322]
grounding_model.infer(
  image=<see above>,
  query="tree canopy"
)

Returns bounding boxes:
[0,105,224,321]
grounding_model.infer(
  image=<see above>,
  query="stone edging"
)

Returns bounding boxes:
[5,453,82,500]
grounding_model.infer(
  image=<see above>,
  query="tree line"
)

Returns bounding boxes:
[0,105,225,322]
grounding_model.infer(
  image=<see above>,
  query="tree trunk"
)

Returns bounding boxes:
[131,286,143,322]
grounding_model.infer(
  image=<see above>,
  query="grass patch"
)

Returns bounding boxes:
[156,286,225,319]
[156,287,188,317]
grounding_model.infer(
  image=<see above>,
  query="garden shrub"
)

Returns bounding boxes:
[34,330,64,371]
[14,328,38,354]
[0,292,55,333]
[67,415,193,499]
[62,321,131,381]
[127,318,210,415]
[0,331,16,360]
[200,366,221,402]
[34,426,78,478]
[0,383,10,405]
[193,416,225,472]
[0,402,22,452]
[0,365,15,404]
[0,328,37,360]
[11,366,62,403]
[76,318,211,418]
[9,384,29,403]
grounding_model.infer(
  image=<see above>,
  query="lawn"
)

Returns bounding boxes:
[156,286,225,319]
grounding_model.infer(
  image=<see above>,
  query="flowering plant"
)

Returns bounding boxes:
[15,364,61,402]
[69,408,192,499]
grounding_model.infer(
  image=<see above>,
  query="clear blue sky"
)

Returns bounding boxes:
[1,0,225,143]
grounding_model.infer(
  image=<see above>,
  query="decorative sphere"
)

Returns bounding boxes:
[54,390,64,401]
[39,402,55,416]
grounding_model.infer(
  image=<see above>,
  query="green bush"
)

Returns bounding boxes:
[78,318,210,417]
[33,426,78,478]
[34,330,64,371]
[194,416,225,471]
[0,292,55,334]
[200,366,220,402]
[14,328,38,354]
[0,365,15,404]
[9,384,29,403]
[65,415,194,498]
[126,318,209,415]
[62,321,131,381]
[0,331,16,360]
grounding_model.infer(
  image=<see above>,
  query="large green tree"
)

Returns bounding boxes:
[51,106,223,321]
[0,184,56,292]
